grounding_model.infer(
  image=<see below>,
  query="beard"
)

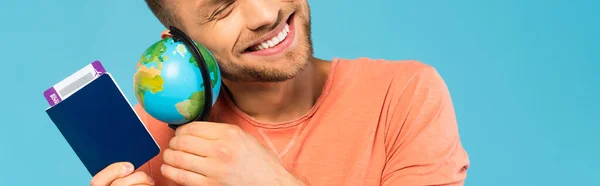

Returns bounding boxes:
[216,4,314,83]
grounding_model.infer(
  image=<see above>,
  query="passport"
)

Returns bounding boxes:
[45,72,160,176]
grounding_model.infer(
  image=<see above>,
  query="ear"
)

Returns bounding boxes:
[161,30,173,39]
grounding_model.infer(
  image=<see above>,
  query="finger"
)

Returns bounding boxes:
[90,162,134,186]
[161,164,209,186]
[176,122,239,140]
[110,171,154,186]
[170,135,225,158]
[163,148,215,176]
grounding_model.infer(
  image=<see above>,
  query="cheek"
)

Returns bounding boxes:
[203,14,245,59]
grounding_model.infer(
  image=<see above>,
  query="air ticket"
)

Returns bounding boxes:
[43,60,107,107]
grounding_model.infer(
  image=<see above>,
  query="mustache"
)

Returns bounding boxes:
[233,9,293,52]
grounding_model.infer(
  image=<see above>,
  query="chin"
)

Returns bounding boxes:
[217,52,310,82]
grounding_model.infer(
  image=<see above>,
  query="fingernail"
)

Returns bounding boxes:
[124,163,134,173]
[160,164,165,172]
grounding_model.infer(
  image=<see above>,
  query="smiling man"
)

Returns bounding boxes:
[89,0,470,186]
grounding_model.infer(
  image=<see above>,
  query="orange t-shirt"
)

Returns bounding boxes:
[135,58,470,186]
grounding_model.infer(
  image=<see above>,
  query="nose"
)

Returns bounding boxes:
[242,0,280,31]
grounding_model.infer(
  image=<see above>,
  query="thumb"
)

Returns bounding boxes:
[90,162,134,186]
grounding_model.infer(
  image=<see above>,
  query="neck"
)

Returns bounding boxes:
[222,57,330,124]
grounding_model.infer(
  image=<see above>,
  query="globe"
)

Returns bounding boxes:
[134,37,222,125]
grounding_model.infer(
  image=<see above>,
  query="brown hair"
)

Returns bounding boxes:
[144,0,178,28]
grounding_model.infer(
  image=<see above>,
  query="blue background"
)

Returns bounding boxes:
[1,0,598,185]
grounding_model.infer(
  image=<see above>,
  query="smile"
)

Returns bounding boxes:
[249,24,290,51]
[244,13,295,56]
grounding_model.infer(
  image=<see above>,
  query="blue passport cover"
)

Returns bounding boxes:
[45,73,160,176]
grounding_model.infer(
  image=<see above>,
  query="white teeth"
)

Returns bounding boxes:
[251,23,291,51]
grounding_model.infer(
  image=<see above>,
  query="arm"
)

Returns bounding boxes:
[382,66,470,186]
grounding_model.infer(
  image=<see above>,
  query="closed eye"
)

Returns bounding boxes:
[208,1,235,21]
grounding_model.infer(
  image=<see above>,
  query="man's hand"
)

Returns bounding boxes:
[90,162,154,186]
[160,122,305,186]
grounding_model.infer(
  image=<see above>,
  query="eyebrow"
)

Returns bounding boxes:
[198,0,232,10]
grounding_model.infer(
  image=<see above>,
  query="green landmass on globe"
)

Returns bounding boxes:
[134,37,222,124]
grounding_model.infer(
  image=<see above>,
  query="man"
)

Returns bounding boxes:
[90,0,470,185]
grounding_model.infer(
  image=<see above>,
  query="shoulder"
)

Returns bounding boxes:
[339,58,452,122]
[325,57,453,131]
[330,57,456,141]
[330,57,445,96]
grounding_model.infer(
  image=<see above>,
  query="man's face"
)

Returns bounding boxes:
[168,0,313,82]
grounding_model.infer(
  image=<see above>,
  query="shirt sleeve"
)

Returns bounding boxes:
[381,66,470,186]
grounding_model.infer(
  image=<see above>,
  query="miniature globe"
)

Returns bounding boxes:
[134,37,222,125]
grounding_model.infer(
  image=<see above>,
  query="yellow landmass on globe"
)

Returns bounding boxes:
[134,65,164,105]
[175,100,193,121]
